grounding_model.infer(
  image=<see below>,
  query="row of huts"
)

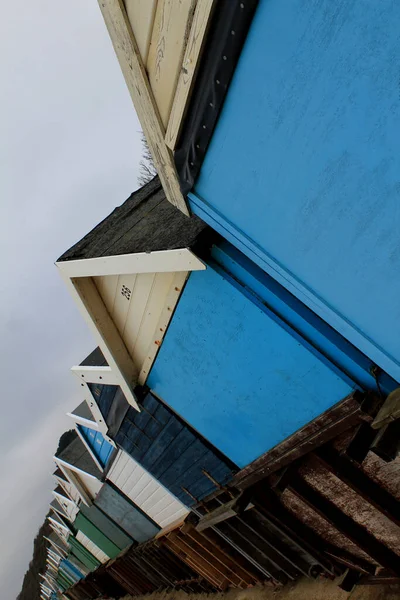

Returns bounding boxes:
[41,0,400,598]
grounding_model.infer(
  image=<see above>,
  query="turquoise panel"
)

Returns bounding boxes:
[192,0,400,381]
[148,266,353,468]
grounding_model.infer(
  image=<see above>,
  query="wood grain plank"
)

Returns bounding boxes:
[139,271,188,385]
[141,416,183,470]
[133,271,175,370]
[112,274,137,334]
[157,503,189,529]
[135,478,160,505]
[141,486,169,512]
[124,0,158,61]
[124,272,156,362]
[166,0,216,149]
[147,0,197,127]
[153,428,196,479]
[98,0,189,215]
[94,275,119,313]
[69,276,139,410]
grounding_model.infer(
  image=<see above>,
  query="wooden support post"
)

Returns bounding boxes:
[288,475,400,575]
[370,420,400,462]
[313,445,400,528]
[251,489,336,576]
[372,388,400,429]
[337,569,362,592]
[196,491,253,532]
[344,422,377,463]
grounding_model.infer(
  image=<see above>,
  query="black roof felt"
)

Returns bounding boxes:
[58,177,207,262]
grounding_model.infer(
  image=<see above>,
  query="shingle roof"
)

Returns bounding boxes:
[58,177,208,262]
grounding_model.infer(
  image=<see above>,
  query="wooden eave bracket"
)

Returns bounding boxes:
[98,0,189,216]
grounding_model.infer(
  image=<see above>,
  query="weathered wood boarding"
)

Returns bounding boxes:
[97,0,188,214]
[166,0,217,149]
[146,0,197,127]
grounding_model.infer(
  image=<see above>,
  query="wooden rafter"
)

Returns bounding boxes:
[98,0,189,216]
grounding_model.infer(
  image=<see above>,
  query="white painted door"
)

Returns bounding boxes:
[107,450,189,529]
[76,531,109,564]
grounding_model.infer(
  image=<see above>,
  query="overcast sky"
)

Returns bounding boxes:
[0,2,142,597]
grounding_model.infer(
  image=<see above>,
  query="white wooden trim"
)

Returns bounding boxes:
[138,271,189,384]
[44,537,67,556]
[66,411,100,431]
[51,498,72,520]
[75,424,105,473]
[97,0,189,215]
[58,271,140,411]
[48,516,70,534]
[56,249,205,278]
[54,457,98,482]
[166,0,216,149]
[45,537,67,557]
[52,486,75,504]
[56,476,81,505]
[57,249,205,411]
[76,531,110,564]
[48,549,62,562]
[54,459,95,507]
[71,365,120,385]
[53,475,78,500]
[50,503,69,520]
[74,383,117,446]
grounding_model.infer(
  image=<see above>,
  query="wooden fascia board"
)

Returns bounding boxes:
[56,249,205,278]
[71,365,120,386]
[57,269,140,411]
[57,477,81,504]
[57,249,205,410]
[50,504,69,521]
[97,0,189,216]
[55,459,94,507]
[48,516,69,533]
[66,409,100,432]
[52,490,76,508]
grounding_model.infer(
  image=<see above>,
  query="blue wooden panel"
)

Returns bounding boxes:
[60,559,83,581]
[95,483,159,543]
[191,0,400,382]
[211,242,398,396]
[78,425,114,468]
[147,265,354,468]
[113,391,236,505]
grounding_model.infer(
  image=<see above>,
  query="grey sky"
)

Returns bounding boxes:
[1,2,141,597]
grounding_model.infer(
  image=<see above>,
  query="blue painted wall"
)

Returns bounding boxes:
[148,263,353,468]
[78,426,114,468]
[191,0,400,382]
[114,390,235,505]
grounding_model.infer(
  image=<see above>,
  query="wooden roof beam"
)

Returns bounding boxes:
[98,0,189,216]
